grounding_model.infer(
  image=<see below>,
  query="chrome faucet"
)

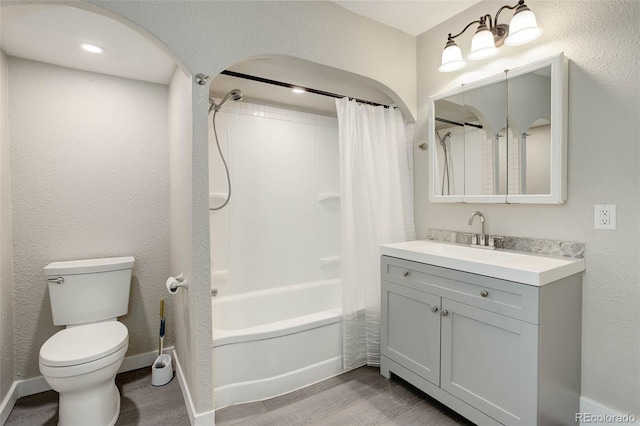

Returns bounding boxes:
[468,211,486,247]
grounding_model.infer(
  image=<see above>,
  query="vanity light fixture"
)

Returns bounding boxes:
[79,43,105,54]
[438,0,542,73]
[292,87,305,94]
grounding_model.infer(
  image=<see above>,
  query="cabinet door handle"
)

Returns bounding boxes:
[441,309,449,317]
[403,271,410,277]
[480,290,489,298]
[431,306,438,313]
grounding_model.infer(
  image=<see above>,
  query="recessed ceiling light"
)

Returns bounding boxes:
[80,43,105,54]
[292,87,305,94]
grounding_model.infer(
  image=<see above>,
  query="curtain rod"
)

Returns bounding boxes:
[220,70,392,108]
[436,117,483,129]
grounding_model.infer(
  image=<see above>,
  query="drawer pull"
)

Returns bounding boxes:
[441,309,449,317]
[403,271,410,277]
[480,290,489,298]
[431,306,438,313]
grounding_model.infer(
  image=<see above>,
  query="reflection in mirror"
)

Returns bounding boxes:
[429,54,567,204]
[462,79,507,197]
[508,66,551,195]
[433,93,466,196]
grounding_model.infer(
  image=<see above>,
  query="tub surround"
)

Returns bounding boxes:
[209,100,340,297]
[209,98,343,409]
[426,228,585,258]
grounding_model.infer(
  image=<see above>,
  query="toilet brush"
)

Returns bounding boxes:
[151,299,172,386]
[158,299,165,358]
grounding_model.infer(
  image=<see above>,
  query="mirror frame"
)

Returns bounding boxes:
[428,53,568,204]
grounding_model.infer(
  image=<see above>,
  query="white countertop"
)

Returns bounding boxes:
[381,240,585,286]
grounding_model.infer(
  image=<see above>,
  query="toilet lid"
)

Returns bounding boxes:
[40,322,128,367]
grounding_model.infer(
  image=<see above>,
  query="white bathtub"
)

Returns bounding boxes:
[212,279,345,408]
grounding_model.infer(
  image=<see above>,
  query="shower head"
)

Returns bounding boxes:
[211,89,244,112]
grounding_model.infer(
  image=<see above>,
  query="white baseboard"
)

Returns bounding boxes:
[173,349,215,426]
[0,381,19,425]
[0,346,174,423]
[579,397,639,425]
[119,346,173,373]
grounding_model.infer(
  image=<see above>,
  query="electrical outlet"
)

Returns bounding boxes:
[594,204,616,230]
[600,207,610,225]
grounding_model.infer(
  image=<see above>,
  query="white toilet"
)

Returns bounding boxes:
[39,256,135,426]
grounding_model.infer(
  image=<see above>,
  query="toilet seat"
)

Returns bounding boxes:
[39,322,128,374]
[40,344,128,379]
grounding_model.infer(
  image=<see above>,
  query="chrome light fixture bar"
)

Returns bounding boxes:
[439,0,542,73]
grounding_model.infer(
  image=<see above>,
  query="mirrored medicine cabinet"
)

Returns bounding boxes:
[428,53,568,204]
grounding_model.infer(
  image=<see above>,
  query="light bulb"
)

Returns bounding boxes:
[439,41,466,73]
[468,24,499,60]
[505,5,542,46]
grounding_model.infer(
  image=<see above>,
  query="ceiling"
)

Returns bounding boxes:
[1,2,478,115]
[333,1,481,36]
[0,4,175,85]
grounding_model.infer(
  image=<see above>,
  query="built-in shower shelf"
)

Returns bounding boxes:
[317,193,341,202]
[320,256,341,266]
[210,193,229,208]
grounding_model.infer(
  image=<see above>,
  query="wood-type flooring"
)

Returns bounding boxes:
[7,366,473,425]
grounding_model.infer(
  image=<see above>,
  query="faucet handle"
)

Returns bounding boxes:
[488,235,502,248]
[470,234,478,246]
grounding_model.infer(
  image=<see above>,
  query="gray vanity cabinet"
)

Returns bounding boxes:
[380,255,582,426]
[440,299,538,425]
[381,281,441,386]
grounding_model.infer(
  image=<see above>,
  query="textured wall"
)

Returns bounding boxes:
[8,58,173,379]
[416,0,640,416]
[167,66,197,404]
[89,0,417,121]
[0,49,14,404]
[80,0,417,414]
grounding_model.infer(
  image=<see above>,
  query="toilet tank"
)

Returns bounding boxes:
[44,257,135,326]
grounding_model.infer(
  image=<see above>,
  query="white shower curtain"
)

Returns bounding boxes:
[336,98,415,369]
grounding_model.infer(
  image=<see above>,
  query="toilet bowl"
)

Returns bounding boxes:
[39,321,129,426]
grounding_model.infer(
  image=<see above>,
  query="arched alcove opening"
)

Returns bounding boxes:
[206,55,412,408]
[0,3,196,421]
[210,54,411,119]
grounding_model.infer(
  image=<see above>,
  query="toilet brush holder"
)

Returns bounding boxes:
[151,354,173,386]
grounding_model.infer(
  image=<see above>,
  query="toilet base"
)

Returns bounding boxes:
[42,348,126,426]
[58,379,121,426]
[59,386,121,426]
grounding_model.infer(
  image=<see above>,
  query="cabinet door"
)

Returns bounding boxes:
[381,281,441,386]
[441,299,538,425]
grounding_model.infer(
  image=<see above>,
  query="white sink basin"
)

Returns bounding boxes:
[418,243,524,262]
[381,240,585,286]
